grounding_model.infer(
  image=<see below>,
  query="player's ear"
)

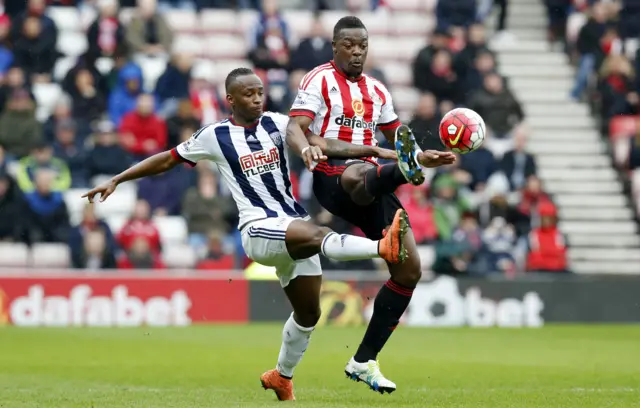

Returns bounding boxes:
[226,93,233,108]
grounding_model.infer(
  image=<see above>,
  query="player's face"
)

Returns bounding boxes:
[227,74,264,122]
[333,28,368,78]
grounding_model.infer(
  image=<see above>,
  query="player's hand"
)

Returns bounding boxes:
[417,150,457,168]
[301,145,327,171]
[371,147,397,161]
[82,179,118,203]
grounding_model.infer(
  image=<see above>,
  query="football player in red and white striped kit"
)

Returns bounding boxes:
[287,16,456,394]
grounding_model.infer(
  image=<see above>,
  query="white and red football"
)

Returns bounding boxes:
[438,108,486,154]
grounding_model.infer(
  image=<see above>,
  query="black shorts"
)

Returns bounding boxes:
[312,158,406,240]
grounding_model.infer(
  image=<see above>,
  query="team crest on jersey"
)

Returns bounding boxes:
[240,147,280,178]
[352,99,365,116]
[268,131,283,147]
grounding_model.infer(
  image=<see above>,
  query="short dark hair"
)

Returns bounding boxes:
[333,16,367,40]
[225,67,255,93]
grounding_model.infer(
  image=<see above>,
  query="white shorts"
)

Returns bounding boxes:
[241,217,322,287]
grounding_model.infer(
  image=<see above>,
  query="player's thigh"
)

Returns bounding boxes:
[284,219,331,260]
[339,162,371,191]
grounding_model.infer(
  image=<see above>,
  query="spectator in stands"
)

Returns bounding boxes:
[68,68,107,125]
[0,66,34,114]
[432,173,471,240]
[415,50,462,106]
[43,96,73,143]
[196,230,236,271]
[637,48,640,92]
[16,142,71,193]
[72,230,118,270]
[401,186,438,244]
[155,53,193,116]
[290,14,332,73]
[597,55,638,119]
[108,61,145,126]
[117,199,162,254]
[477,173,526,235]
[409,93,443,151]
[182,170,237,249]
[0,15,13,79]
[413,28,451,92]
[86,119,133,179]
[516,175,552,235]
[189,67,226,125]
[119,93,167,159]
[432,214,480,276]
[526,201,568,273]
[500,126,537,191]
[0,144,8,170]
[117,236,165,269]
[126,0,173,56]
[464,49,496,91]
[459,140,497,191]
[455,23,491,83]
[0,170,26,242]
[570,2,609,101]
[166,99,200,147]
[481,216,517,276]
[436,0,477,30]
[63,52,110,100]
[105,45,131,92]
[138,159,194,216]
[619,0,640,40]
[23,169,70,244]
[467,72,524,139]
[10,0,58,53]
[13,15,58,83]
[0,88,42,157]
[52,119,87,187]
[363,56,388,87]
[629,118,640,170]
[87,0,125,59]
[69,204,117,269]
[544,0,570,46]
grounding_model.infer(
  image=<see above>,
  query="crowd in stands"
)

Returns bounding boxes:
[0,0,569,275]
[562,0,640,222]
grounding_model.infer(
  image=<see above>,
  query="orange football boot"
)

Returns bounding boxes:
[260,369,295,401]
[378,209,409,264]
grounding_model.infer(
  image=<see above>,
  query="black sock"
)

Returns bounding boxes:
[353,279,414,363]
[364,164,407,197]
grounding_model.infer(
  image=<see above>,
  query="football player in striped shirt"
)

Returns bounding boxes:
[287,16,457,394]
[83,68,410,401]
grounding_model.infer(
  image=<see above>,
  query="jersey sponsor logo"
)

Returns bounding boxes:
[239,147,280,177]
[334,114,377,131]
[352,99,365,116]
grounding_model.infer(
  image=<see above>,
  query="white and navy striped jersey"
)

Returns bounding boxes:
[171,112,307,230]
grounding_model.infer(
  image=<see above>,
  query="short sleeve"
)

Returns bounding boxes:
[171,126,217,167]
[289,76,324,120]
[376,84,401,131]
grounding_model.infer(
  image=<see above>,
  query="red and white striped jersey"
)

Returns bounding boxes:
[289,61,401,147]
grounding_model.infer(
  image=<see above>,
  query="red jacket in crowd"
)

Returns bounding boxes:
[117,219,162,254]
[526,204,568,272]
[119,112,167,157]
[117,255,166,270]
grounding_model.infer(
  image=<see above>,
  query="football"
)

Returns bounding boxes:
[438,108,486,154]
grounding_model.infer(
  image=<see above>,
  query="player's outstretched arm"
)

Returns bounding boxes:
[308,135,397,161]
[380,126,455,167]
[82,150,181,203]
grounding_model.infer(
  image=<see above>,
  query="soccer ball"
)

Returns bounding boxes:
[438,108,486,154]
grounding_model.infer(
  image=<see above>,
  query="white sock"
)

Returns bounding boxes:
[276,313,314,378]
[320,232,379,261]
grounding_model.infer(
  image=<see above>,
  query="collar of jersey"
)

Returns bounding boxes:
[330,60,365,83]
[229,115,260,129]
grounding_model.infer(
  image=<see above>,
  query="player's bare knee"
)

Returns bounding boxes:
[391,255,422,287]
[311,226,332,248]
[295,307,321,327]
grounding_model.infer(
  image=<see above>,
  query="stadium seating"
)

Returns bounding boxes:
[164,9,199,34]
[154,216,189,247]
[31,243,71,268]
[0,243,30,268]
[57,31,89,58]
[162,243,197,268]
[199,9,238,34]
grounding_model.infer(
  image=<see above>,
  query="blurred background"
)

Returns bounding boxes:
[0,0,639,327]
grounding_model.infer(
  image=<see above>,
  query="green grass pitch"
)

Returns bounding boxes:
[1,325,639,407]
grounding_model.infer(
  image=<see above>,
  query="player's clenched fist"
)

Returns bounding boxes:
[301,145,327,171]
